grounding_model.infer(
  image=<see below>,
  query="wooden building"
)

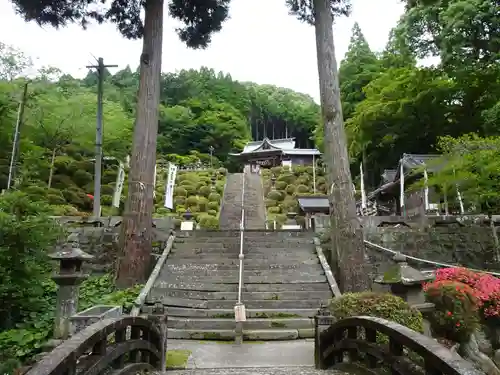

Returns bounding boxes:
[364,153,464,216]
[230,137,321,169]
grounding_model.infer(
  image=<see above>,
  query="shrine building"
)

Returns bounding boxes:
[230,137,321,168]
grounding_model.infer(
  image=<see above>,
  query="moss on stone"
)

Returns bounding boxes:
[255,312,300,318]
[270,321,287,328]
[166,349,191,369]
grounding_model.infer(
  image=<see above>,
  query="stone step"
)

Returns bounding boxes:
[161,269,324,278]
[165,258,320,266]
[154,288,331,301]
[168,253,317,261]
[167,317,314,330]
[161,275,327,284]
[154,282,331,292]
[167,328,311,340]
[164,260,320,270]
[165,367,349,375]
[169,249,315,257]
[146,296,326,309]
[141,306,319,318]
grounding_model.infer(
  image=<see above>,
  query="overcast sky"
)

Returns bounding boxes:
[0,0,405,102]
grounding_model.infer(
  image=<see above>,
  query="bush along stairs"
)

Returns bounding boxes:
[141,229,333,341]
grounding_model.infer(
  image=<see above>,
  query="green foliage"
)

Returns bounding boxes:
[262,166,326,220]
[329,292,424,338]
[424,280,479,343]
[198,214,219,229]
[415,134,500,214]
[0,274,142,373]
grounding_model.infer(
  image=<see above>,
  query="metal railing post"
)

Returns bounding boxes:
[235,172,246,344]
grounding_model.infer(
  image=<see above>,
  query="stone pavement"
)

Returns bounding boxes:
[168,339,316,369]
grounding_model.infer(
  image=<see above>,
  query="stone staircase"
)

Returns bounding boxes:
[143,230,332,341]
[241,231,332,340]
[243,166,266,229]
[218,173,243,230]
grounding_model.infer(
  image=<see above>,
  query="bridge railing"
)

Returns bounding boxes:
[26,316,166,375]
[315,315,483,375]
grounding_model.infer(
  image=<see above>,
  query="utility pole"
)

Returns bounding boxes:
[86,58,117,217]
[7,81,29,190]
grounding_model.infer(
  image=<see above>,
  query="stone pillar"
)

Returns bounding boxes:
[270,174,276,191]
[314,304,334,368]
[49,237,93,342]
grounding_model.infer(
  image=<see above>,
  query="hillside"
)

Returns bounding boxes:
[0,43,321,218]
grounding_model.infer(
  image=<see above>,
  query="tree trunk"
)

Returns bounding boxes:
[313,0,369,292]
[48,147,57,188]
[116,0,163,288]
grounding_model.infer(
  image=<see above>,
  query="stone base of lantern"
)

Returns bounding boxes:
[180,220,195,231]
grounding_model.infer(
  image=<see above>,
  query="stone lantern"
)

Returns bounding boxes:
[49,236,93,341]
[270,174,277,190]
[374,252,434,306]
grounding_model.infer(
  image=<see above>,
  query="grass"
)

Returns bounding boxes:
[166,349,192,369]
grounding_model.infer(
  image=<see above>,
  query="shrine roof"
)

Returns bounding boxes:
[230,137,321,156]
[297,195,329,214]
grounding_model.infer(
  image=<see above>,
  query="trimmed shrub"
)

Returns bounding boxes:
[101,185,114,195]
[101,195,113,206]
[276,173,295,184]
[329,292,424,341]
[424,280,479,342]
[295,184,309,194]
[174,187,188,197]
[275,181,287,190]
[207,209,217,216]
[186,196,198,207]
[285,184,296,195]
[24,186,48,200]
[268,206,281,214]
[174,196,186,207]
[183,184,197,196]
[267,190,285,201]
[265,199,277,208]
[198,197,209,212]
[208,192,221,202]
[199,186,212,198]
[207,201,219,211]
[73,170,93,186]
[47,194,66,205]
[199,214,219,229]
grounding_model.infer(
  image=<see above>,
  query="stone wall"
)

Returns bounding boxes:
[316,215,500,285]
[55,216,174,274]
[364,227,499,277]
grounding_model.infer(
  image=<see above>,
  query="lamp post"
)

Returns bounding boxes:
[209,146,214,169]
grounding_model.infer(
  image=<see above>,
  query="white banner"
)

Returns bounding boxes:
[112,161,125,208]
[164,163,178,209]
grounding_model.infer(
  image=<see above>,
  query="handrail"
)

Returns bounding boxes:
[26,316,165,375]
[364,239,500,277]
[315,315,483,374]
[237,171,245,305]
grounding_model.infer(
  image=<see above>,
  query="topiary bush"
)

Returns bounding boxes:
[199,214,219,229]
[424,280,480,343]
[329,292,424,341]
[267,190,285,201]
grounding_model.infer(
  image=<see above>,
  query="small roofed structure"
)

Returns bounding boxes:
[230,137,321,168]
[296,195,329,230]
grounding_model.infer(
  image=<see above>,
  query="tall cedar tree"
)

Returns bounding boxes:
[9,0,231,287]
[287,0,369,292]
